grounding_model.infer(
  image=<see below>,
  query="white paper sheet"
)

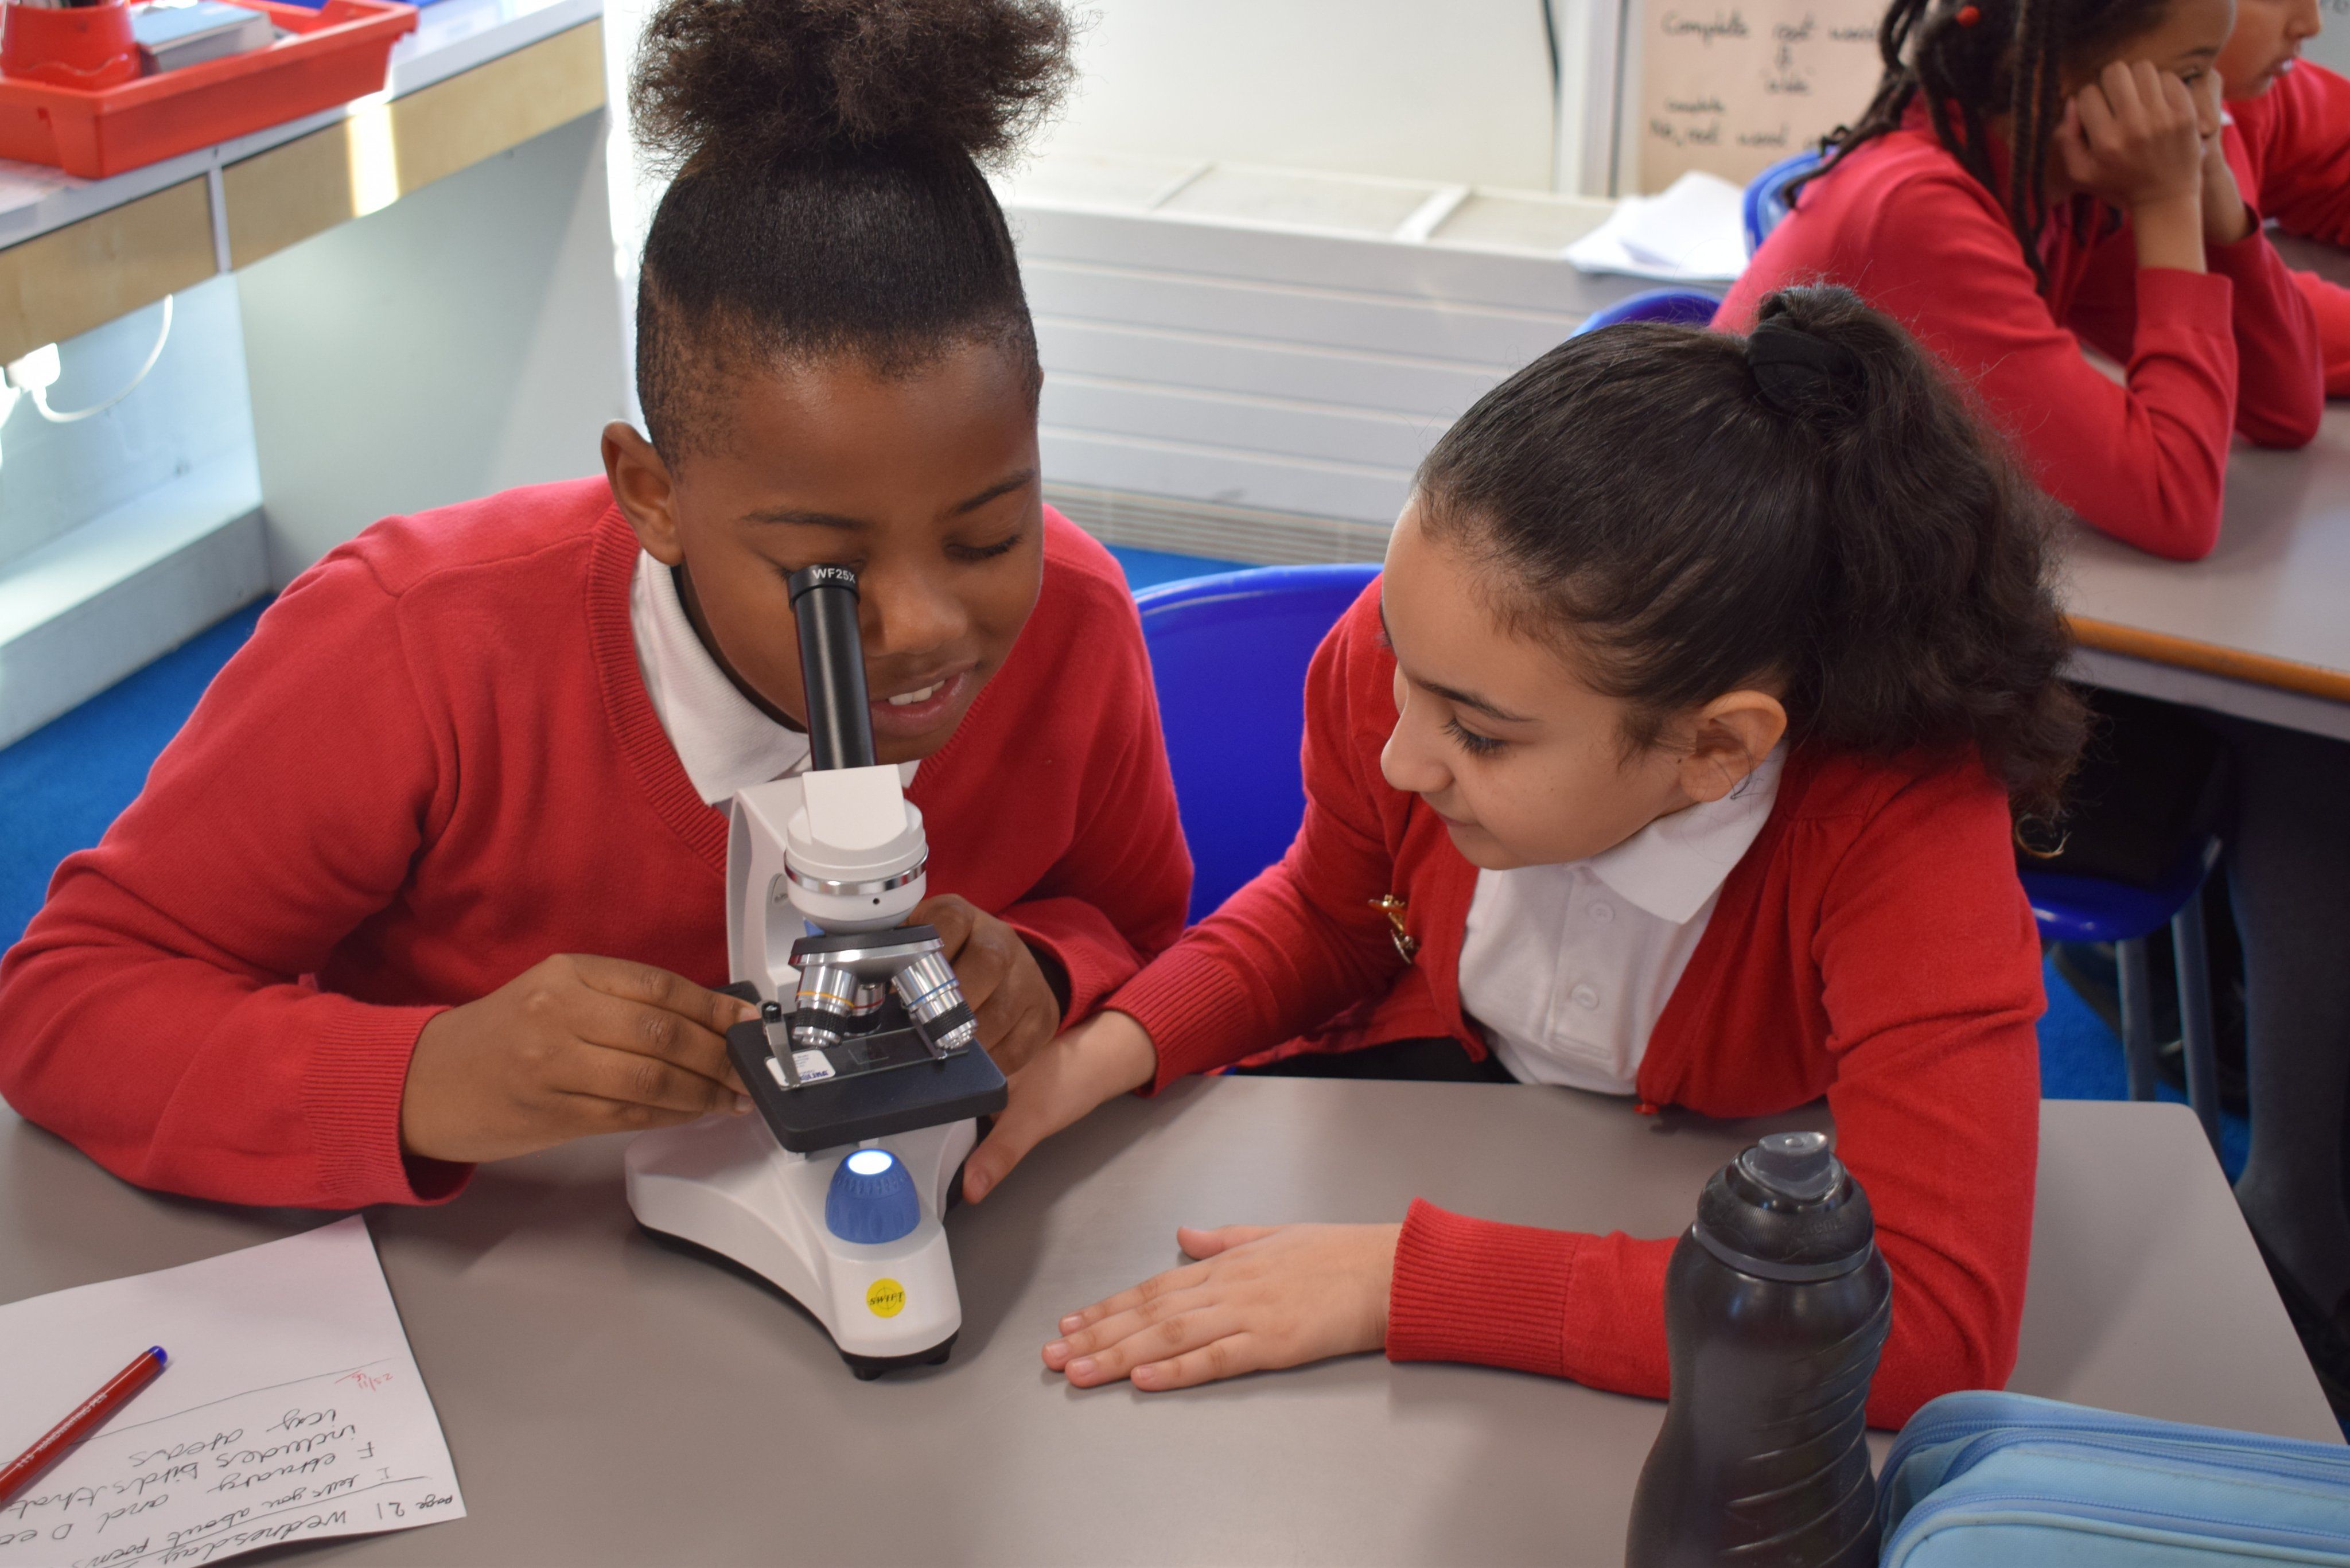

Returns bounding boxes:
[0,1217,464,1568]
[1565,170,1751,283]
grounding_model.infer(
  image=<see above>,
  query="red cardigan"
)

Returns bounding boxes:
[0,481,1190,1211]
[1719,105,2324,563]
[2235,61,2350,397]
[1111,584,2043,1427]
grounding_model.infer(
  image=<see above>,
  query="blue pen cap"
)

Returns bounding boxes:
[824,1147,920,1244]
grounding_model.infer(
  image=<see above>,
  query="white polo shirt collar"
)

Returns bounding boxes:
[628,550,814,807]
[1584,745,1787,924]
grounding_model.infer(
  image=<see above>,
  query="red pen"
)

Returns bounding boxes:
[0,1347,169,1508]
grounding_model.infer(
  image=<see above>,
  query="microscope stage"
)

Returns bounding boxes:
[723,1016,1007,1154]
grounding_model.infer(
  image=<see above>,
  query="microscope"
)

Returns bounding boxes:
[624,564,1007,1378]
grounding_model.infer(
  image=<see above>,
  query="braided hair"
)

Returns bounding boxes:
[1806,0,2175,290]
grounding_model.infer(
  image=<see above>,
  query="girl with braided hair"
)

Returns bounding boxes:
[1719,0,2324,563]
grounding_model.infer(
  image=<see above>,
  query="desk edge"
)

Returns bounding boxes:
[2068,614,2350,704]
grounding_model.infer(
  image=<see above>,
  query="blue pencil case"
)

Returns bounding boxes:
[1878,1390,2350,1565]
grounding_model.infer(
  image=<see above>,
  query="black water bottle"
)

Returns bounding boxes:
[1624,1130,1893,1568]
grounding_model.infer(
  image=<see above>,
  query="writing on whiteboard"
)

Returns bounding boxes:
[1660,11,1751,43]
[1639,0,1885,190]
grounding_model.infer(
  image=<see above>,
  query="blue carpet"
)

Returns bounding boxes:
[2,599,269,947]
[2040,955,2250,1181]
[0,544,2263,1195]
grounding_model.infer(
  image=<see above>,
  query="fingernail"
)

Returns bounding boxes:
[1068,1357,1096,1379]
[1059,1313,1084,1333]
[1133,1364,1158,1386]
[733,1095,752,1113]
[964,1175,987,1203]
[1044,1339,1068,1361]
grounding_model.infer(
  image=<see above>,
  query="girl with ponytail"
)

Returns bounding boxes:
[0,0,1195,1209]
[1721,0,2325,562]
[962,286,2084,1429]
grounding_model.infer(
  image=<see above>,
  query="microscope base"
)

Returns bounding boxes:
[624,1111,974,1374]
[842,1332,959,1381]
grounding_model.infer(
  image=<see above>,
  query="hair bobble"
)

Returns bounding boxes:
[1956,5,1981,24]
[1745,318,1866,419]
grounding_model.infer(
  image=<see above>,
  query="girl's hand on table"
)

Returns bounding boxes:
[1042,1222,1402,1391]
[960,1010,1156,1202]
[912,894,1063,1075]
[400,954,758,1164]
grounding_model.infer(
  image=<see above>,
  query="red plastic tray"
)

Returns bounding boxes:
[0,0,418,179]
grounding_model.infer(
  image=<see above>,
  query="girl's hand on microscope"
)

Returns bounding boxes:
[912,894,1063,1073]
[398,955,759,1164]
[1041,1222,1400,1391]
[959,1010,1157,1203]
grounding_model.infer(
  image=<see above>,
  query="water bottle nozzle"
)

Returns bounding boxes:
[1740,1129,1837,1201]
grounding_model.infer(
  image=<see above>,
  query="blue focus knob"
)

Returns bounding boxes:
[824,1147,920,1244]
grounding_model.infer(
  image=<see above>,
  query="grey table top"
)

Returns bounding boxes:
[0,1084,2335,1566]
[2061,233,2350,737]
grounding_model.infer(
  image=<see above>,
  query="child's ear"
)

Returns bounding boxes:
[602,421,686,566]
[1676,690,1789,804]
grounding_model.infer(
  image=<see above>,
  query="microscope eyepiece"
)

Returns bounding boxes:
[787,565,877,772]
[789,563,858,599]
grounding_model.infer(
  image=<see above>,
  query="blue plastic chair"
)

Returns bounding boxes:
[1135,564,1382,924]
[1743,149,1824,254]
[1573,287,1723,336]
[2023,836,2226,1150]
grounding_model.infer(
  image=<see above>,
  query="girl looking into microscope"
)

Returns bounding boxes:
[0,0,1190,1209]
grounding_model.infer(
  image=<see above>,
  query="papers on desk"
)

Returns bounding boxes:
[0,1217,464,1568]
[1565,171,1751,284]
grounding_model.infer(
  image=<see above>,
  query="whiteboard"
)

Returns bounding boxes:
[1628,0,1889,192]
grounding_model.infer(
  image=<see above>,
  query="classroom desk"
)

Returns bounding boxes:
[2063,233,2350,740]
[0,1083,2334,1565]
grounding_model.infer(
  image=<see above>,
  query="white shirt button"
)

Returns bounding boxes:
[1570,983,1601,1010]
[1590,901,1615,924]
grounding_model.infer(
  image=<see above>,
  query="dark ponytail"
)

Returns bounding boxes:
[1416,284,2086,816]
[1807,0,2172,290]
[629,0,1074,458]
